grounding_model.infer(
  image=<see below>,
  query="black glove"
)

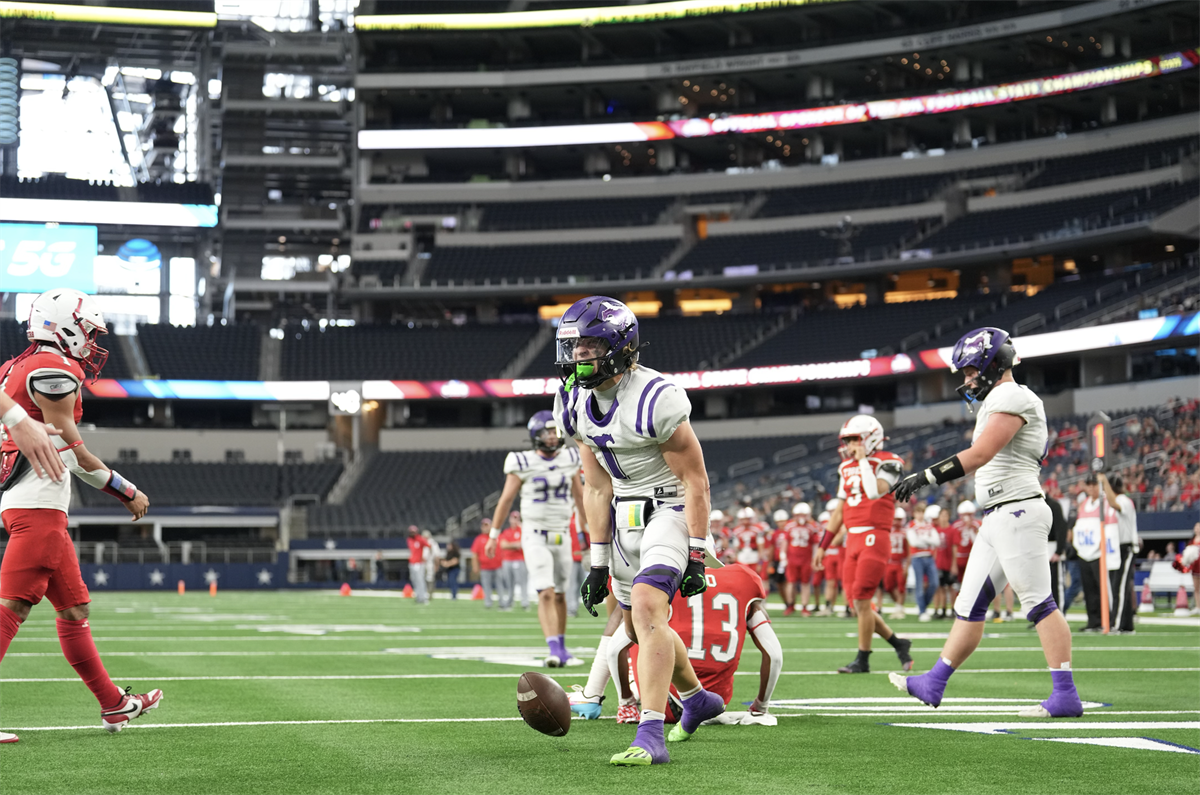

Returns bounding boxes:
[891,470,932,503]
[580,566,610,617]
[679,546,708,598]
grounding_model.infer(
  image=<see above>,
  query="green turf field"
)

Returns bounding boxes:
[1,590,1197,794]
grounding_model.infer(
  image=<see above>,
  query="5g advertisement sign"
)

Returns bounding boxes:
[0,223,98,293]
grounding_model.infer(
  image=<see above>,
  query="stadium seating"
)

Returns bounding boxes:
[756,175,947,218]
[677,221,919,275]
[74,461,343,508]
[0,319,134,380]
[479,197,673,231]
[138,323,262,381]
[1025,136,1200,189]
[425,239,678,283]
[280,323,540,380]
[923,181,1200,252]
[352,259,409,285]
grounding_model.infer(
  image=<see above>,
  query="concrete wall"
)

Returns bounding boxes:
[83,429,331,463]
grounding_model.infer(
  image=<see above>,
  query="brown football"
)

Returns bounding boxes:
[517,671,571,737]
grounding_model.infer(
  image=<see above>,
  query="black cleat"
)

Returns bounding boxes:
[893,637,914,671]
[838,657,870,674]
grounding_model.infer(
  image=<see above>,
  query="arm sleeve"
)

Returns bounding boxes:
[747,611,782,705]
[650,383,691,441]
[858,458,880,500]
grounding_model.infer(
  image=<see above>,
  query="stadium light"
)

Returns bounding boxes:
[358,49,1197,150]
[355,0,847,32]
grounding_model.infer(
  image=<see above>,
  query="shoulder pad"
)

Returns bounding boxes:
[29,372,80,397]
[877,460,903,474]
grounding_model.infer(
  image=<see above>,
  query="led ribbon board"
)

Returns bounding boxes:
[358,49,1198,149]
[83,313,1198,401]
[0,199,218,229]
[356,0,845,32]
[0,1,217,27]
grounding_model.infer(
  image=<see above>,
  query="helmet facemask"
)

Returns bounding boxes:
[532,426,564,454]
[556,335,632,390]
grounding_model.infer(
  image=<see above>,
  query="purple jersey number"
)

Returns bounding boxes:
[588,433,628,480]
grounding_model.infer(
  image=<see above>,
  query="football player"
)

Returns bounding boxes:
[486,411,585,667]
[0,289,162,742]
[620,563,784,731]
[732,506,768,578]
[882,507,910,621]
[1172,525,1200,615]
[952,501,979,594]
[812,503,843,616]
[931,505,958,620]
[813,416,913,674]
[555,296,725,766]
[782,502,818,617]
[768,509,790,594]
[890,327,1083,718]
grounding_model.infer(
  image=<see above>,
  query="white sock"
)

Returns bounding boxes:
[607,623,634,694]
[677,683,702,700]
[639,709,666,724]
[583,636,611,700]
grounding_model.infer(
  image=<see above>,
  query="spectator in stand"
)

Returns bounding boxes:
[439,541,462,599]
[406,525,430,605]
[906,505,941,622]
[471,518,503,608]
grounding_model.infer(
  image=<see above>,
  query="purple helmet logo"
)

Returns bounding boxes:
[527,410,563,453]
[951,326,1018,405]
[555,295,640,390]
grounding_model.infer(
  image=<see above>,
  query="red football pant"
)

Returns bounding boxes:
[0,509,91,609]
[883,564,905,594]
[786,557,812,585]
[842,531,889,602]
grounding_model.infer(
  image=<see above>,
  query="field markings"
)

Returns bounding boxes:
[886,721,1200,735]
[5,667,1199,684]
[1027,737,1200,754]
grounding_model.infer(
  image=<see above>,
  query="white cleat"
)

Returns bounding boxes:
[544,655,563,668]
[1017,704,1053,718]
[888,672,910,694]
[101,687,163,733]
[0,731,18,744]
[918,611,932,623]
[561,655,586,667]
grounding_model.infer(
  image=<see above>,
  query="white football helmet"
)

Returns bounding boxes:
[736,506,756,521]
[894,507,907,521]
[839,414,886,456]
[957,500,977,515]
[27,288,108,379]
[923,504,942,522]
[772,509,789,523]
[817,510,831,523]
[825,498,840,512]
[708,509,725,523]
[792,502,811,516]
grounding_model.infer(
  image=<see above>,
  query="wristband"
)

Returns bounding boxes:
[590,541,611,568]
[1,404,28,429]
[818,530,834,550]
[488,528,500,540]
[926,455,965,485]
[102,469,138,502]
[688,537,706,562]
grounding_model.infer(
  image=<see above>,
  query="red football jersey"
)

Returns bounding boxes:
[669,563,767,704]
[836,451,904,530]
[769,528,788,562]
[1,350,85,454]
[786,519,818,552]
[935,525,957,570]
[952,519,978,560]
[732,523,767,558]
[888,527,909,564]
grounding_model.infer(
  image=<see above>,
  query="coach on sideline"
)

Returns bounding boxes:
[1098,473,1138,634]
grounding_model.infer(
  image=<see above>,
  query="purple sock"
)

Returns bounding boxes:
[679,688,726,734]
[927,658,955,686]
[547,637,565,658]
[634,719,664,748]
[1050,669,1076,692]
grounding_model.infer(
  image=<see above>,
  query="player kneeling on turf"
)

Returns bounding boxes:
[889,327,1083,718]
[0,289,161,741]
[556,296,725,766]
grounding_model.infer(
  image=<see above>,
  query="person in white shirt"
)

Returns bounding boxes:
[1075,476,1120,632]
[1098,473,1138,634]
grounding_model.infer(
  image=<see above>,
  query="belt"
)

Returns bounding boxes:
[533,529,567,544]
[982,495,1042,516]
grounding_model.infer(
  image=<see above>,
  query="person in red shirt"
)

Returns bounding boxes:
[499,512,527,611]
[406,525,431,604]
[731,507,769,578]
[623,563,783,734]
[0,289,161,743]
[932,509,959,620]
[709,509,733,563]
[782,502,818,617]
[471,518,504,608]
[882,507,911,621]
[951,501,979,603]
[814,415,913,674]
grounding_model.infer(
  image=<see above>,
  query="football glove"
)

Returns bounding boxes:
[580,566,610,617]
[891,471,932,503]
[679,542,708,598]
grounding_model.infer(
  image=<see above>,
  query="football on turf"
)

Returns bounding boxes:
[517,671,571,736]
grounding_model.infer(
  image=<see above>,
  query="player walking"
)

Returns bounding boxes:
[554,296,725,766]
[782,502,817,616]
[0,288,162,741]
[883,507,910,620]
[813,416,913,674]
[889,327,1083,718]
[486,411,585,666]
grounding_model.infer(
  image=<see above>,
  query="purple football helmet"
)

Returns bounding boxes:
[554,296,640,390]
[951,326,1018,404]
[527,410,564,453]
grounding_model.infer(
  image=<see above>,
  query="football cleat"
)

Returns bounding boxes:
[890,672,942,708]
[918,611,932,623]
[800,608,812,617]
[610,745,668,766]
[838,658,869,674]
[561,655,586,667]
[545,655,562,668]
[671,689,725,740]
[782,605,795,617]
[616,704,640,724]
[1017,691,1084,718]
[890,608,907,621]
[0,731,17,743]
[568,685,605,720]
[101,687,163,733]
[893,637,914,671]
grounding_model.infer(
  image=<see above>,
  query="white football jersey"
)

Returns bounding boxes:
[972,380,1047,510]
[553,365,691,500]
[503,446,581,531]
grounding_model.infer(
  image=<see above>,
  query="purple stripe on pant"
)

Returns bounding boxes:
[957,576,996,621]
[632,564,682,600]
[1027,595,1058,625]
